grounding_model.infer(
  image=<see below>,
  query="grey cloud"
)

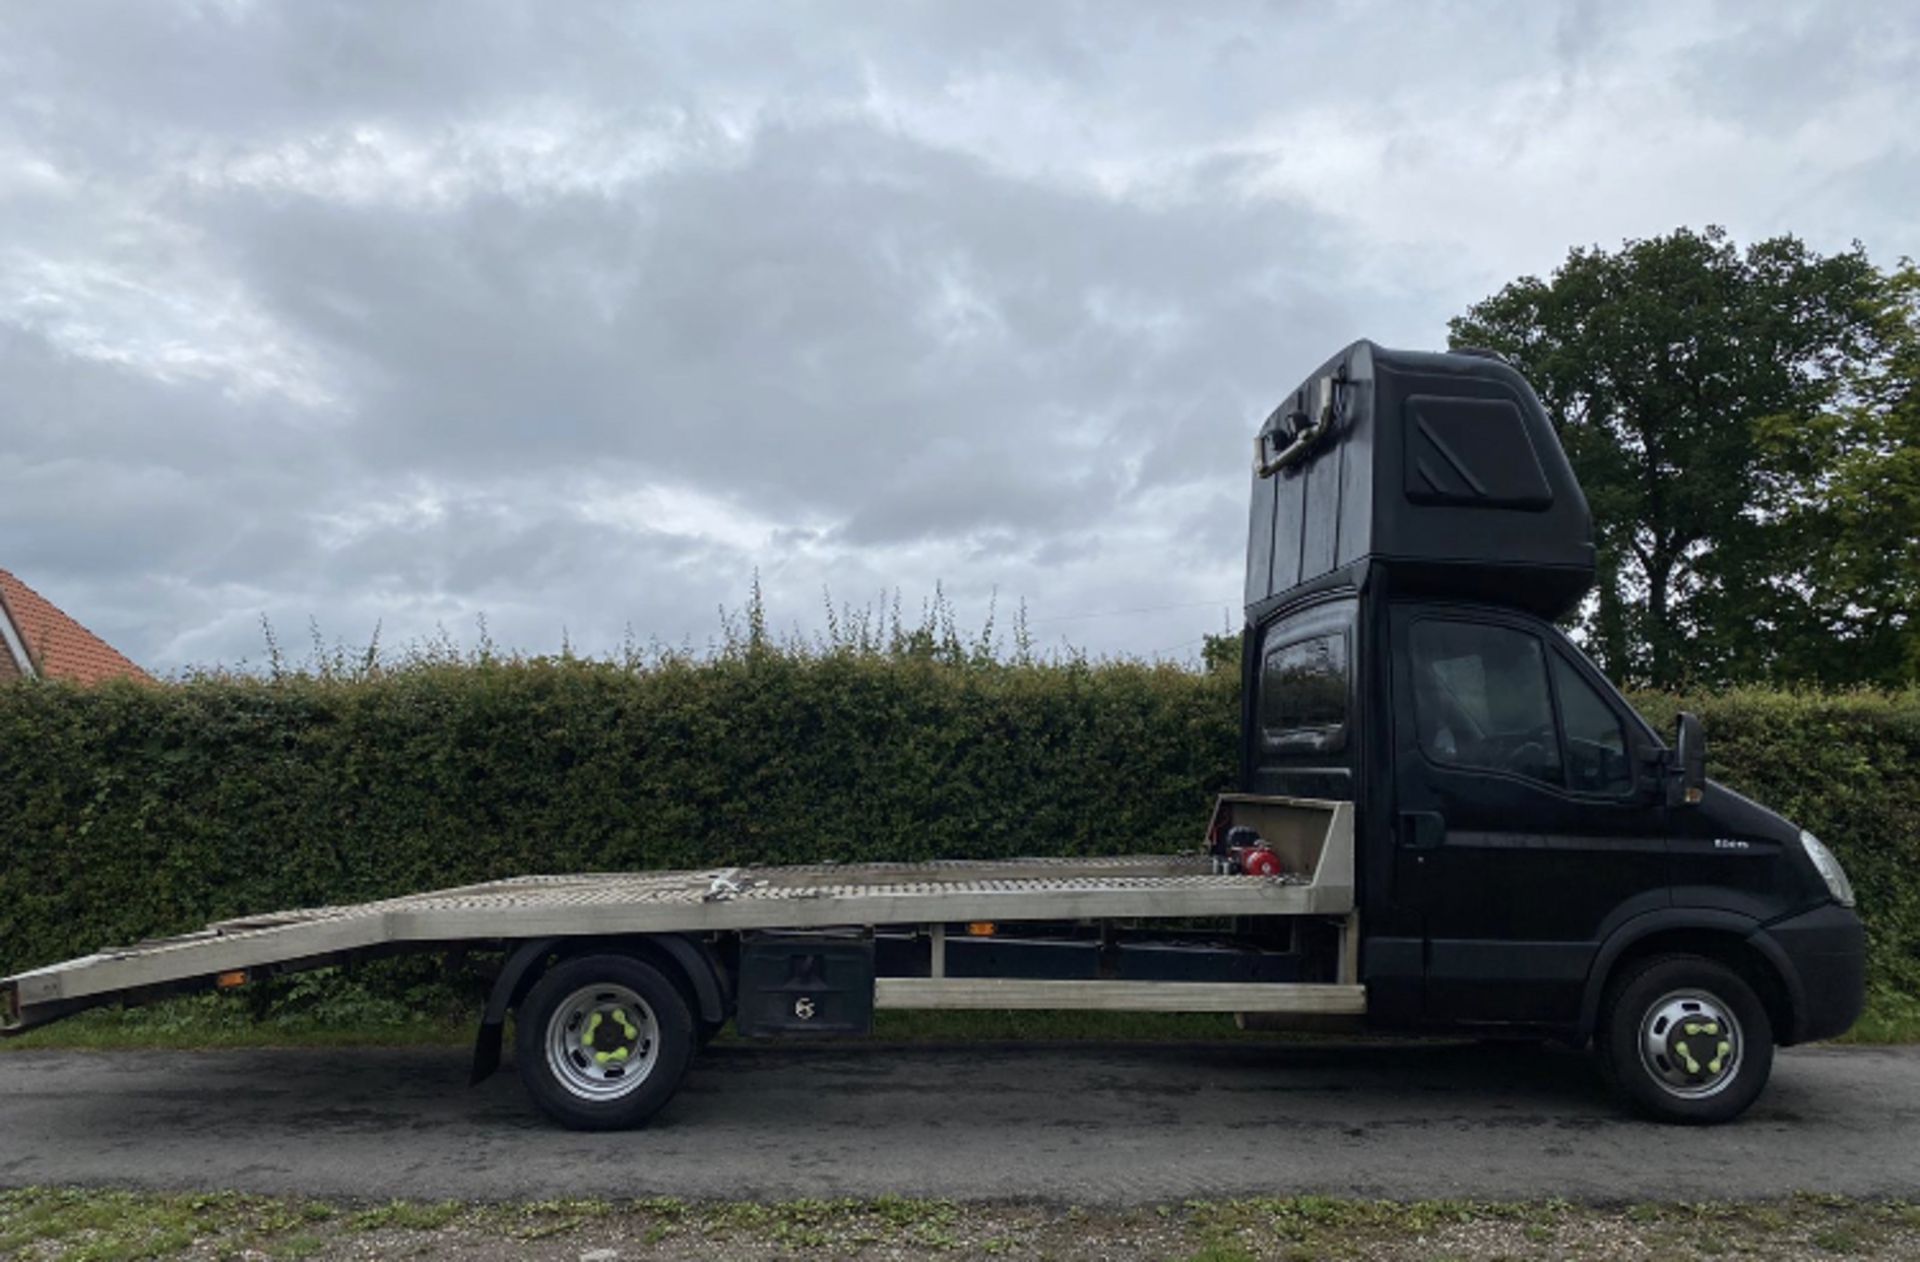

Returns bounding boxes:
[2,0,1917,672]
[188,118,1356,529]
[1679,1,1920,131]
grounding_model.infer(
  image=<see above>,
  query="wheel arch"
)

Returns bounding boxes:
[470,934,732,1084]
[1576,911,1800,1048]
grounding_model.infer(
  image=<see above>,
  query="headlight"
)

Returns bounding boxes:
[1799,830,1856,908]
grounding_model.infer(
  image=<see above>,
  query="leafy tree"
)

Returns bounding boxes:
[1200,631,1242,676]
[1755,263,1920,685]
[1449,227,1896,687]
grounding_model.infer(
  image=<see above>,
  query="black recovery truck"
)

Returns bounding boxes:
[1,341,1866,1128]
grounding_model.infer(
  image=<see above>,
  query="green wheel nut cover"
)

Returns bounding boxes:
[582,1004,641,1066]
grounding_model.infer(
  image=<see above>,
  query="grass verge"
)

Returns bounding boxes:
[0,995,1274,1052]
[1833,986,1920,1044]
[7,989,1918,1052]
[2,1189,1917,1260]
[0,993,472,1051]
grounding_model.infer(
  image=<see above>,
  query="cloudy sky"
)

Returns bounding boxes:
[2,1,1916,672]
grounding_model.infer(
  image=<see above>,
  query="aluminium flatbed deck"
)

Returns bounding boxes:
[4,797,1357,1031]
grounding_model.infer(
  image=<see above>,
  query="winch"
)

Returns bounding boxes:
[1209,824,1283,878]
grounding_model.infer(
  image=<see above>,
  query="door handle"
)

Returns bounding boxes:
[1399,811,1445,850]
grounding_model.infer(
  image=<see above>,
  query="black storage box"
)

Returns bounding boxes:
[735,931,875,1037]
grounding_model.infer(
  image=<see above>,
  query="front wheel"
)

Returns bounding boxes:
[515,954,695,1131]
[1598,954,1773,1125]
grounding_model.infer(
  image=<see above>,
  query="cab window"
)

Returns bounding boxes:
[1550,654,1633,795]
[1408,620,1562,786]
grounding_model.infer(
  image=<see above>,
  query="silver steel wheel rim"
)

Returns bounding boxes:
[1639,989,1743,1100]
[545,984,659,1101]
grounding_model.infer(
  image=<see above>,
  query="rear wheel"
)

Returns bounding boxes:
[515,954,695,1131]
[1598,954,1773,1125]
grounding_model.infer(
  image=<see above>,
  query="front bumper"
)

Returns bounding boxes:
[1756,902,1867,1044]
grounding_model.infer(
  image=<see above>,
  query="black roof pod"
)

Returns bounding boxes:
[1245,340,1594,621]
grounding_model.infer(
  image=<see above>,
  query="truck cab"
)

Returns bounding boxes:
[1242,341,1867,1121]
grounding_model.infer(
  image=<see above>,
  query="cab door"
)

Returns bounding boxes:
[1389,603,1668,1027]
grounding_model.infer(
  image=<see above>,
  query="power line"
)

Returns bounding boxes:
[1026,599,1228,626]
[1143,634,1213,658]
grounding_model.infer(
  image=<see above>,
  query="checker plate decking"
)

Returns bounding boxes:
[4,805,1353,1020]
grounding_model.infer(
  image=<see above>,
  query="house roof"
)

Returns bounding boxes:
[0,568,153,685]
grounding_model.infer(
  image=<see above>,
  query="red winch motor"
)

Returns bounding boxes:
[1209,824,1284,877]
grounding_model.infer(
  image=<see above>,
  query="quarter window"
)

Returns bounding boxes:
[1259,632,1349,754]
[1408,620,1561,786]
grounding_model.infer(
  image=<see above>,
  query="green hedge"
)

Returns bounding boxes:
[1,659,1914,1016]
[1628,689,1920,1017]
[0,655,1239,974]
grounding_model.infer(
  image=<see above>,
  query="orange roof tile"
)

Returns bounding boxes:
[0,568,153,685]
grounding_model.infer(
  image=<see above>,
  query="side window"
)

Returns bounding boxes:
[1259,632,1349,754]
[1408,620,1561,786]
[1551,655,1633,795]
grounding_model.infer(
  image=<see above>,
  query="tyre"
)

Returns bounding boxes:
[1597,954,1773,1125]
[515,953,695,1131]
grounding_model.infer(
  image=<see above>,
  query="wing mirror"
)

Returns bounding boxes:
[1666,711,1707,808]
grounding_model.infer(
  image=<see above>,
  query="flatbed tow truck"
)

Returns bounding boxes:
[2,342,1867,1129]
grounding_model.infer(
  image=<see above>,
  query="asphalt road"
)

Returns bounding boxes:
[1,1040,1916,1204]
